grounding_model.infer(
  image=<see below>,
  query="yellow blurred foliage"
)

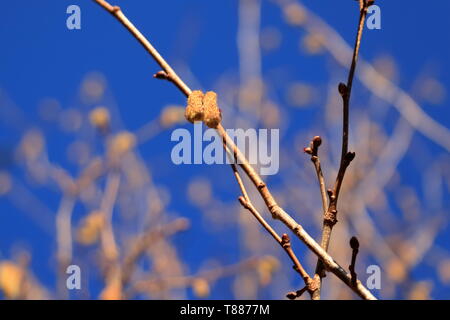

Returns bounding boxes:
[100,279,122,300]
[160,105,186,128]
[107,131,136,160]
[302,33,325,54]
[192,278,210,298]
[0,261,24,299]
[283,3,306,26]
[89,106,110,131]
[408,281,432,300]
[77,211,105,245]
[438,259,450,284]
[286,82,316,108]
[257,256,280,286]
[386,258,407,283]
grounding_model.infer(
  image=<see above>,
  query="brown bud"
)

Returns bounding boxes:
[286,291,297,300]
[345,151,356,162]
[327,189,335,199]
[154,70,169,80]
[303,147,312,155]
[203,91,221,128]
[338,82,348,96]
[185,90,204,123]
[350,236,360,250]
[153,70,169,80]
[281,233,290,247]
[312,136,322,148]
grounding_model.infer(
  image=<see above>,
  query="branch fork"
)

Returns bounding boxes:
[307,0,372,299]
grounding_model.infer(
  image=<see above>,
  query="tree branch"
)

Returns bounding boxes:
[92,0,376,300]
[312,0,372,300]
[230,163,315,295]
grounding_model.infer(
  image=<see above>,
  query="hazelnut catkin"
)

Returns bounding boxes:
[202,91,222,128]
[185,90,204,123]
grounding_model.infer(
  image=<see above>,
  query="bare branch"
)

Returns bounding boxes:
[92,0,376,300]
[311,0,371,300]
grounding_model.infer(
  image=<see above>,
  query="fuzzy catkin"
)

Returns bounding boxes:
[185,90,204,123]
[203,91,221,128]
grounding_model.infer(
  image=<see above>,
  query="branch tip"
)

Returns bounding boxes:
[286,291,297,300]
[312,136,322,148]
[238,196,248,209]
[345,151,356,163]
[349,236,360,286]
[350,236,360,250]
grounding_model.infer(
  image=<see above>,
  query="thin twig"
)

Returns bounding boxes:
[349,236,360,286]
[283,0,450,153]
[230,163,314,293]
[93,0,191,96]
[92,0,376,300]
[312,0,371,300]
[226,144,312,285]
[286,286,308,300]
[304,136,328,214]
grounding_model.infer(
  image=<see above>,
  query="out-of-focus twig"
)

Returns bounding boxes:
[130,257,263,296]
[55,195,75,298]
[121,218,190,287]
[99,172,121,262]
[98,172,122,299]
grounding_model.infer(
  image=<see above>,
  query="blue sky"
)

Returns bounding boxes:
[0,1,449,299]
